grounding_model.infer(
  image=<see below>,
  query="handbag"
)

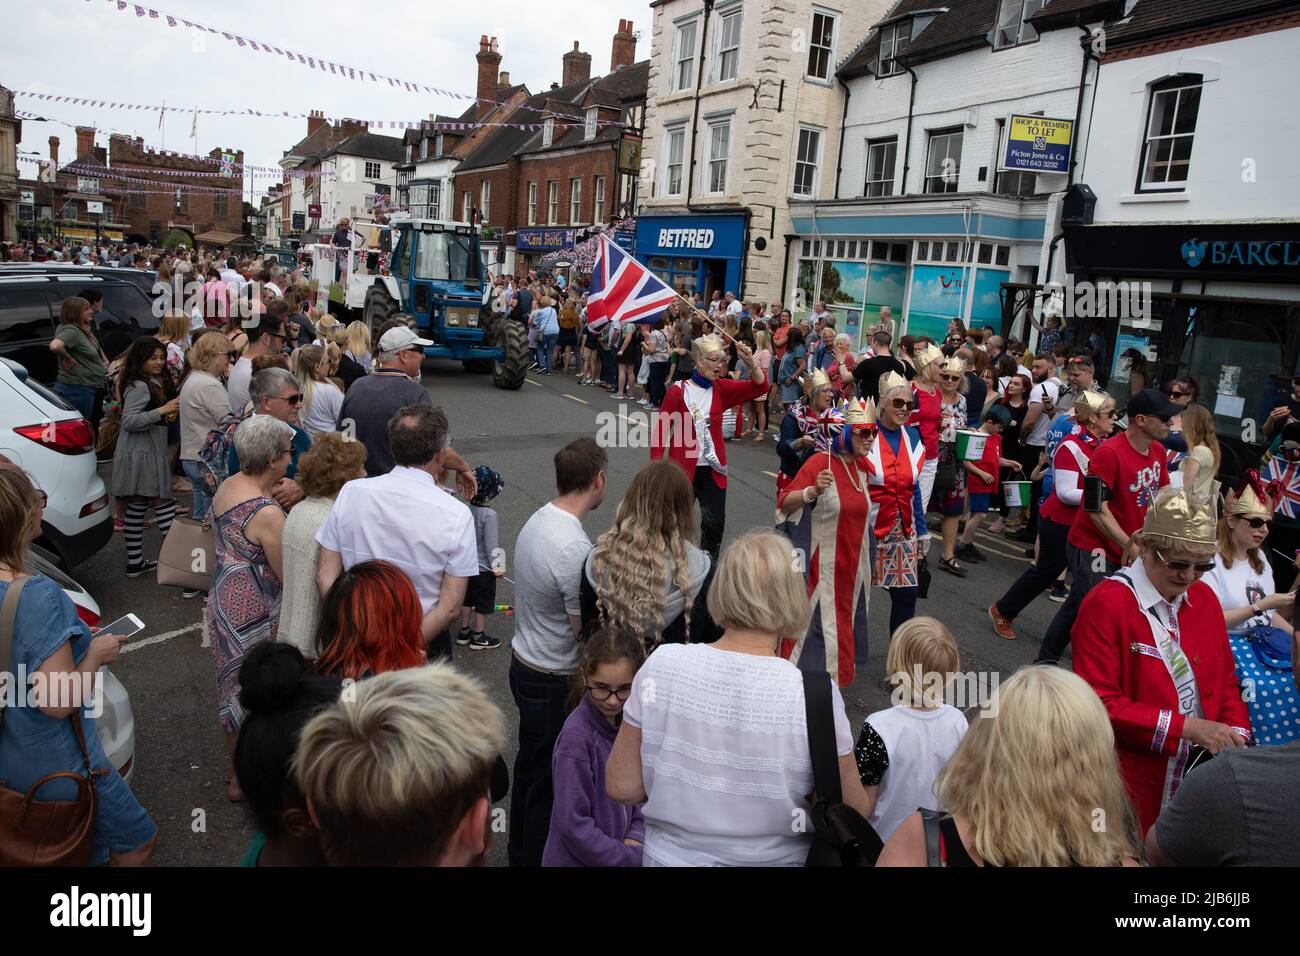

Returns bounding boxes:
[933,449,958,494]
[157,514,215,592]
[0,577,103,867]
[801,670,883,867]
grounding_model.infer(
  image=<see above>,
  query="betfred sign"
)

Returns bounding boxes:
[657,228,715,250]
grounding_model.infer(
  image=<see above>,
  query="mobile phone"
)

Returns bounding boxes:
[95,613,144,641]
[1083,475,1108,513]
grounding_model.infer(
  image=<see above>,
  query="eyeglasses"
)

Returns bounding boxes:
[277,393,303,406]
[889,398,914,410]
[1240,517,1272,530]
[586,682,632,702]
[1154,551,1217,575]
[940,375,962,383]
[278,446,294,457]
[701,355,728,366]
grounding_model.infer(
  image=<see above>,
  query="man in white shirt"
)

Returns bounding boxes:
[724,291,743,317]
[227,311,288,412]
[508,437,607,867]
[1010,355,1063,542]
[315,403,478,662]
[220,256,247,295]
[811,300,832,328]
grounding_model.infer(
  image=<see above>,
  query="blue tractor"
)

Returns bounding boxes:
[357,218,528,390]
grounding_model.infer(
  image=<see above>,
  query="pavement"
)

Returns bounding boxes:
[75,358,1071,866]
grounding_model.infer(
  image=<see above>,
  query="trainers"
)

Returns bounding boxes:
[1047,583,1070,603]
[1007,527,1036,543]
[456,628,474,646]
[955,542,985,563]
[125,560,157,579]
[181,588,201,599]
[988,603,1017,640]
[469,632,502,650]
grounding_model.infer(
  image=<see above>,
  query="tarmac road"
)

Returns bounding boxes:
[77,358,1068,865]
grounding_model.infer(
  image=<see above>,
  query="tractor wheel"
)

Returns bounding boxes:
[493,318,529,391]
[363,285,398,339]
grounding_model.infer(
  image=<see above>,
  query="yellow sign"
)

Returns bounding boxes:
[1003,114,1074,173]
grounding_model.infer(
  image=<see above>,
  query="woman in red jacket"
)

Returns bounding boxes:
[1072,485,1253,837]
[651,331,767,561]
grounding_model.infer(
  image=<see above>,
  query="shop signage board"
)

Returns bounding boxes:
[1001,115,1074,174]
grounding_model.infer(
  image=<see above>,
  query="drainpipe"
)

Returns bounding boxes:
[779,232,797,308]
[1069,24,1099,188]
[833,77,851,199]
[901,64,918,197]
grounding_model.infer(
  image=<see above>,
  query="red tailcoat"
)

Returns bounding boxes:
[651,376,769,489]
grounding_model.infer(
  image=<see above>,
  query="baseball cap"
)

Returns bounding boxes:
[378,326,434,352]
[1126,388,1182,420]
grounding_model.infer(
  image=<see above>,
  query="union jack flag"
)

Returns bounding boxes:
[1262,456,1300,518]
[587,235,679,326]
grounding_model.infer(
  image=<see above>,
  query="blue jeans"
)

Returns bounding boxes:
[54,382,96,421]
[538,334,556,372]
[507,656,570,867]
[181,460,212,522]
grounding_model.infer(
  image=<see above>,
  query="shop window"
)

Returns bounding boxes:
[995,245,1011,266]
[890,243,908,263]
[946,242,960,262]
[978,243,993,265]
[1139,75,1202,191]
[916,241,929,261]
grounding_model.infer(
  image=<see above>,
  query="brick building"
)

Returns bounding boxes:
[450,22,647,275]
[27,127,128,246]
[0,83,20,243]
[106,133,245,246]
[279,112,370,242]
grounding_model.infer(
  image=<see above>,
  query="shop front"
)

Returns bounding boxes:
[634,212,746,304]
[1065,220,1300,471]
[514,227,574,277]
[789,200,1045,351]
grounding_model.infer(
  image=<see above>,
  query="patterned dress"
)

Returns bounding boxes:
[207,496,283,734]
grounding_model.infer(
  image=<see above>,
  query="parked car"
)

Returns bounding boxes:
[0,357,111,567]
[0,262,159,300]
[27,545,135,783]
[0,270,160,381]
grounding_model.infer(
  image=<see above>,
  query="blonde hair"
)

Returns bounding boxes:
[345,320,371,359]
[326,341,342,376]
[755,329,773,355]
[1133,530,1216,563]
[590,460,698,645]
[1179,403,1222,474]
[160,310,190,346]
[189,330,231,375]
[0,469,41,573]
[1074,392,1116,428]
[937,666,1138,866]
[291,344,329,424]
[706,530,811,642]
[293,664,504,866]
[886,617,960,708]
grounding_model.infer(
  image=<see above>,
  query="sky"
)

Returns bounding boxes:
[4,0,644,203]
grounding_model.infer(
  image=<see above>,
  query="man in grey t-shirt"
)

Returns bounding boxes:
[507,438,607,868]
[1147,740,1300,866]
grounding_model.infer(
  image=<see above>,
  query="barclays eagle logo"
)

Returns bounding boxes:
[1181,239,1207,267]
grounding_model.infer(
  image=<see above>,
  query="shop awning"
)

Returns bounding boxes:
[194,230,250,246]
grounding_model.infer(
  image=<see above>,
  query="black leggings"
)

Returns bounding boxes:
[693,465,726,562]
[995,515,1070,620]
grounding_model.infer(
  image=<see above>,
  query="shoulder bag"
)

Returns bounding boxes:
[157,513,215,593]
[802,669,883,867]
[0,577,104,867]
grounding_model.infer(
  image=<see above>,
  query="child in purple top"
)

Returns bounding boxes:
[542,629,646,867]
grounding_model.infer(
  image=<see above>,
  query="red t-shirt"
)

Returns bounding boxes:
[965,431,1002,494]
[1040,433,1098,526]
[1068,434,1168,563]
[910,384,941,461]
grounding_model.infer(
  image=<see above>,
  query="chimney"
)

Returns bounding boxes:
[75,126,95,161]
[476,35,501,122]
[93,146,107,166]
[307,110,327,138]
[562,41,592,87]
[48,135,59,165]
[611,19,636,72]
[498,70,511,90]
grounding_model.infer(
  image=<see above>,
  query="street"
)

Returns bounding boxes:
[83,358,1068,866]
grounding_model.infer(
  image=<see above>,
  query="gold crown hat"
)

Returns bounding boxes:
[801,367,833,397]
[1070,389,1112,419]
[879,369,910,397]
[1141,485,1220,548]
[1225,471,1281,517]
[941,355,967,375]
[691,332,726,361]
[844,398,878,428]
[915,343,944,370]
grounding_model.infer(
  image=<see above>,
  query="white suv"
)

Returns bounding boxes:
[0,358,111,567]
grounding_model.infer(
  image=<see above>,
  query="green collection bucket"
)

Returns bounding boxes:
[1003,481,1032,508]
[954,429,988,462]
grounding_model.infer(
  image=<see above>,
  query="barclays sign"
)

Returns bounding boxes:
[1065,222,1300,284]
[1181,238,1300,270]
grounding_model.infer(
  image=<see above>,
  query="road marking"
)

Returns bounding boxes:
[119,621,203,655]
[973,532,1033,563]
[563,394,589,405]
[763,470,779,478]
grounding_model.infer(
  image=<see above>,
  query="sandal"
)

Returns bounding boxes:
[939,555,968,577]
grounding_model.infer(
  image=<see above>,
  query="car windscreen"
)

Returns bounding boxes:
[94,284,160,359]
[413,232,474,282]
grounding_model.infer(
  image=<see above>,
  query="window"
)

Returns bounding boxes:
[665,126,685,196]
[175,189,188,214]
[527,182,537,226]
[994,0,1044,49]
[1140,75,1202,191]
[594,176,606,223]
[435,134,444,156]
[408,144,415,163]
[0,288,53,346]
[672,18,698,92]
[213,193,229,218]
[420,138,429,160]
[547,181,558,224]
[480,181,490,223]
[877,20,910,78]
[793,127,822,197]
[585,108,598,141]
[570,178,582,224]
[864,137,897,197]
[430,183,441,220]
[130,189,146,211]
[806,10,837,80]
[712,7,742,83]
[410,184,429,218]
[925,129,963,194]
[462,190,470,222]
[542,118,554,148]
[705,119,730,195]
[364,161,381,180]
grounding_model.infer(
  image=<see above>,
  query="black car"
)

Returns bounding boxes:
[0,271,160,382]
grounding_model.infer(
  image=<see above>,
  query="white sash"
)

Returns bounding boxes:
[682,380,724,475]
[1113,570,1204,809]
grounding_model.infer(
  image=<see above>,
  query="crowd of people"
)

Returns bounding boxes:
[0,239,1295,869]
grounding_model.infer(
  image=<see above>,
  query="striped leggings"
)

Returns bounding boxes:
[124,498,176,568]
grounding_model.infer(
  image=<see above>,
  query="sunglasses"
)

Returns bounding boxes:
[890,398,914,410]
[226,350,238,361]
[1155,550,1216,575]
[1239,517,1273,530]
[278,393,303,406]
[940,375,962,382]
[1168,390,1189,398]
